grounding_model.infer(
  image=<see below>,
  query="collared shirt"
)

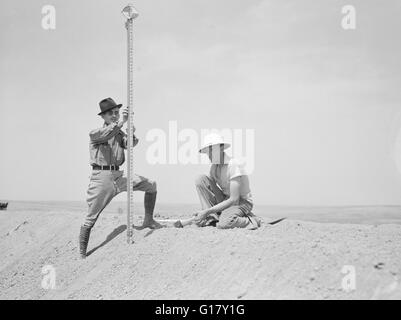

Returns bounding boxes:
[89,122,137,167]
[209,156,253,205]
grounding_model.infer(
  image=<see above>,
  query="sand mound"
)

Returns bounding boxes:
[0,209,400,300]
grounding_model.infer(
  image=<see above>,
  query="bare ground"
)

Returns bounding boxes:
[0,209,400,300]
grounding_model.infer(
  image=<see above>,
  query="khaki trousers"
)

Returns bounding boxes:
[84,170,156,227]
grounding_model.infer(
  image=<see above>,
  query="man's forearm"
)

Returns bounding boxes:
[123,133,139,148]
[205,198,236,215]
[89,121,123,144]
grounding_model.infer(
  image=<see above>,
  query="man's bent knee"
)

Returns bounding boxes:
[216,207,245,229]
[216,214,236,229]
[147,180,157,193]
[216,219,235,229]
[195,174,209,187]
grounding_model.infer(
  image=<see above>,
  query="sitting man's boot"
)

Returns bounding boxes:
[79,225,92,259]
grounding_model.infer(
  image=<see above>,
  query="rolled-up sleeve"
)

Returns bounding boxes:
[122,132,138,149]
[89,123,120,144]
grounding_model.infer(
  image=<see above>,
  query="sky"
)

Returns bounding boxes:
[1,0,401,206]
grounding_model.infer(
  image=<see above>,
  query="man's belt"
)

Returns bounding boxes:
[92,165,120,171]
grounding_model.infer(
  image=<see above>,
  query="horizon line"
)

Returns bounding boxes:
[2,199,401,208]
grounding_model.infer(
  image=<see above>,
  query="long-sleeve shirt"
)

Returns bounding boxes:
[89,122,137,166]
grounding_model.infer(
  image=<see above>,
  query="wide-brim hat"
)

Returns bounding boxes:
[199,133,231,153]
[98,97,122,115]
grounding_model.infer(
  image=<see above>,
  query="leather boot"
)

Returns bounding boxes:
[79,225,91,259]
[144,192,157,220]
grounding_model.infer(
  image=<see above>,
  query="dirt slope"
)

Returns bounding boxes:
[0,209,400,299]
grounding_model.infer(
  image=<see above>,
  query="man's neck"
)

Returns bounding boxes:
[214,153,230,165]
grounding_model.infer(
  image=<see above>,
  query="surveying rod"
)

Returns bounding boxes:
[122,4,139,244]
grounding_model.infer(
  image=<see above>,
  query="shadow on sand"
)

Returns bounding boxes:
[86,217,282,257]
[268,217,286,225]
[87,225,127,257]
[133,225,161,238]
[87,223,165,256]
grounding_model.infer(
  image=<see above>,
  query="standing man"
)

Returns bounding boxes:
[79,97,160,259]
[174,133,261,230]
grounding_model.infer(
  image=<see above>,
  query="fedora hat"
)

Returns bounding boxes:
[98,97,122,115]
[199,133,231,153]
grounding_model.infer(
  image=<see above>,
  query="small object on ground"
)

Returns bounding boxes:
[0,202,8,210]
[173,220,183,228]
[268,217,286,225]
[154,219,183,228]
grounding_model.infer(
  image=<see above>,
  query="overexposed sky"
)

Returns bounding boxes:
[1,0,401,205]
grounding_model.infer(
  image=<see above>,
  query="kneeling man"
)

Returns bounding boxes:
[176,133,261,229]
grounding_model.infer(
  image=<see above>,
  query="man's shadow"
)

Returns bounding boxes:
[86,223,161,256]
[87,225,126,257]
[133,225,159,238]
